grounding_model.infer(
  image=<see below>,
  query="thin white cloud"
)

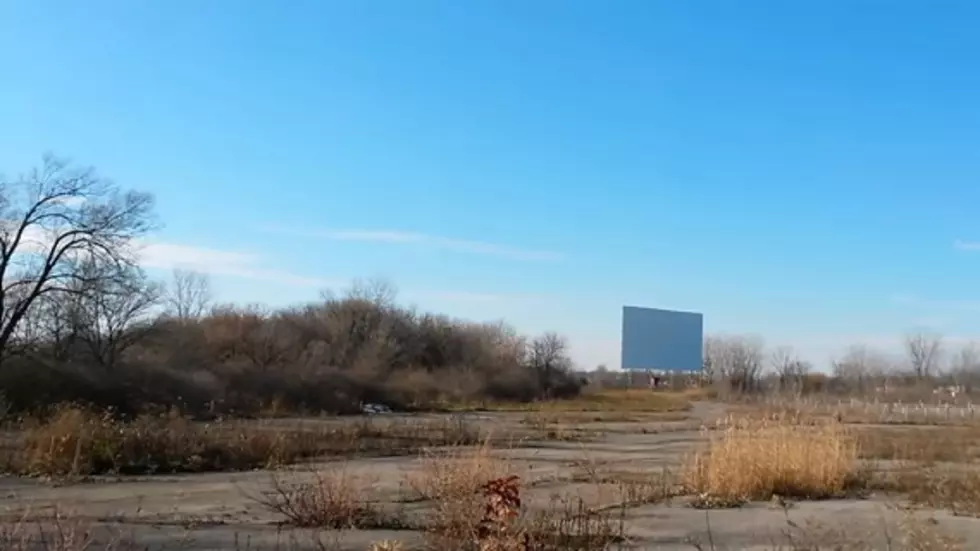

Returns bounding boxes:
[0,222,335,288]
[261,227,565,262]
[954,240,980,251]
[136,241,339,288]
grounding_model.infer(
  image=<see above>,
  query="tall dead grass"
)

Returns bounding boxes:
[406,439,513,549]
[683,414,863,505]
[14,406,315,476]
[7,406,484,477]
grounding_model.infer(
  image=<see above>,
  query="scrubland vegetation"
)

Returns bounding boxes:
[0,158,584,419]
[3,156,980,549]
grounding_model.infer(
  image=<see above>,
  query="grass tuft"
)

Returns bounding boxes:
[683,414,863,505]
[255,464,409,530]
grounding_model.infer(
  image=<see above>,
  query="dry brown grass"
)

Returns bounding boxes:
[461,389,691,413]
[4,401,978,550]
[718,398,980,520]
[743,394,980,426]
[252,437,631,550]
[609,467,678,507]
[255,464,410,530]
[855,426,980,463]
[406,438,513,505]
[520,495,628,551]
[4,417,974,551]
[415,467,629,551]
[4,406,485,477]
[682,414,864,505]
[881,467,980,518]
[12,406,315,477]
[253,439,516,540]
[520,411,691,426]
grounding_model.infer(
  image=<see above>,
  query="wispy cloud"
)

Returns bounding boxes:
[137,241,339,287]
[261,227,565,262]
[954,240,980,251]
[0,221,337,288]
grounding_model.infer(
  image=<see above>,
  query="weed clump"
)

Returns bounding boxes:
[683,414,863,505]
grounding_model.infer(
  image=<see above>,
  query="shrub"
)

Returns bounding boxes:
[1,292,584,416]
[257,465,399,529]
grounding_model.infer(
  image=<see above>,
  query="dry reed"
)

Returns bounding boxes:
[683,414,862,504]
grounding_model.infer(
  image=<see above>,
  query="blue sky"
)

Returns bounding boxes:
[2,1,980,369]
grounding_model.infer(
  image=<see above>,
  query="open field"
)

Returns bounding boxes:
[3,391,980,550]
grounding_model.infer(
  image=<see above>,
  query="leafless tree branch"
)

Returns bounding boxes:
[0,155,157,363]
[904,332,943,379]
[165,269,213,321]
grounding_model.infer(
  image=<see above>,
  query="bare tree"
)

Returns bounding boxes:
[702,336,721,382]
[22,258,160,371]
[953,342,980,371]
[70,262,162,371]
[726,336,765,393]
[770,346,794,377]
[527,332,573,397]
[832,344,892,393]
[949,341,980,389]
[904,332,943,379]
[23,287,84,362]
[703,334,765,393]
[165,269,212,321]
[770,346,810,393]
[0,155,156,364]
[345,277,398,307]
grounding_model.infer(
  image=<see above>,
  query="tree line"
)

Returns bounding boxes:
[701,333,979,396]
[0,156,583,416]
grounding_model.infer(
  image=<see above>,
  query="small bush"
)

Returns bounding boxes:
[402,441,628,551]
[682,414,863,504]
[257,465,405,529]
[523,495,628,551]
[407,439,512,502]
